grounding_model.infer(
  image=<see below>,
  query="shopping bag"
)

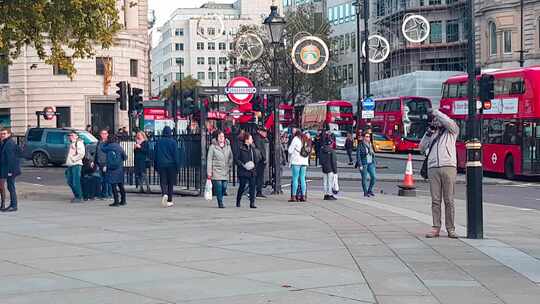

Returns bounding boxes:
[332,174,339,194]
[204,179,213,201]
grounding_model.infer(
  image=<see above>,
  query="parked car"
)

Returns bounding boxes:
[22,128,98,167]
[331,130,348,150]
[372,133,396,153]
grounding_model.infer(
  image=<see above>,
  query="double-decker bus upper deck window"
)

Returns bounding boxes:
[495,77,525,95]
[339,106,353,113]
[390,100,401,111]
[375,101,388,112]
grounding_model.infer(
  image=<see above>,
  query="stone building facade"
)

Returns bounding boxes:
[0,0,150,135]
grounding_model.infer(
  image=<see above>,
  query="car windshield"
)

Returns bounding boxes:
[332,131,347,137]
[373,133,389,141]
[76,131,98,145]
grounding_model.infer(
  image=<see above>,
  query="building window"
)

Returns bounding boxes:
[230,71,235,78]
[208,42,215,50]
[197,57,205,64]
[219,72,226,80]
[209,72,216,80]
[348,64,354,84]
[197,42,204,50]
[208,28,216,36]
[175,28,184,36]
[176,73,184,81]
[95,57,111,75]
[55,107,71,128]
[175,43,184,51]
[230,42,234,50]
[175,57,184,65]
[429,0,441,4]
[53,63,69,76]
[197,72,205,80]
[219,42,226,50]
[0,61,7,84]
[503,31,512,54]
[208,57,216,65]
[219,57,227,65]
[430,21,442,43]
[489,22,497,56]
[328,7,333,21]
[128,59,138,77]
[446,20,459,43]
[351,33,356,51]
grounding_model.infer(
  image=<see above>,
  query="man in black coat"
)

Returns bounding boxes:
[253,127,268,198]
[0,128,21,212]
[319,136,338,200]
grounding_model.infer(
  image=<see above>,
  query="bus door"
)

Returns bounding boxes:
[522,121,540,174]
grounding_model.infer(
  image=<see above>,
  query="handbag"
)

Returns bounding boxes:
[421,131,444,179]
[204,179,213,201]
[332,174,339,194]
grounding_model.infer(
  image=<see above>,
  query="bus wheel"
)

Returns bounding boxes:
[504,155,516,180]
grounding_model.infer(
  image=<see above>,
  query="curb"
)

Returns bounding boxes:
[281,174,513,185]
[124,186,200,197]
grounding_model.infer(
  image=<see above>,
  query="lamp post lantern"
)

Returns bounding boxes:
[263,1,286,195]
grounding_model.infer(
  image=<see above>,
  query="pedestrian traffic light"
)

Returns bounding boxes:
[252,96,263,112]
[180,90,195,116]
[478,74,495,102]
[131,87,144,114]
[115,81,128,111]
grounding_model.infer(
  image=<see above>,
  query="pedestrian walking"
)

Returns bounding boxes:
[0,128,21,212]
[154,126,178,207]
[134,131,151,193]
[253,126,269,199]
[419,109,459,239]
[81,155,99,201]
[96,129,112,200]
[356,132,376,197]
[65,132,85,203]
[101,135,127,207]
[288,130,310,202]
[235,132,260,208]
[345,132,354,165]
[320,135,338,201]
[207,131,233,208]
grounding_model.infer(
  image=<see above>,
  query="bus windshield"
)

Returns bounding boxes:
[403,98,430,141]
[329,106,353,113]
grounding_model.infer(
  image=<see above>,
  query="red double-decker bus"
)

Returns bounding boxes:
[439,67,540,179]
[358,96,432,152]
[301,100,354,132]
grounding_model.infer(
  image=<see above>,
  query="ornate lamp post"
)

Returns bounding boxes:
[263,1,286,195]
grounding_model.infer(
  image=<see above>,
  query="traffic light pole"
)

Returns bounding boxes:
[465,0,483,239]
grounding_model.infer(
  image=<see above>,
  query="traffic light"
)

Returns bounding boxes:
[252,95,263,112]
[115,81,127,111]
[131,87,144,114]
[180,89,195,116]
[478,74,495,102]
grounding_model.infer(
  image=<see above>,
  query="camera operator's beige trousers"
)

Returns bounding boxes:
[428,167,457,232]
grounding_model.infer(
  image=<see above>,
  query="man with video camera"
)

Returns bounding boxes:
[419,109,459,239]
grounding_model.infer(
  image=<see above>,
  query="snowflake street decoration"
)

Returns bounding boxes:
[196,14,225,41]
[233,33,264,62]
[291,36,330,74]
[402,14,430,43]
[361,35,390,64]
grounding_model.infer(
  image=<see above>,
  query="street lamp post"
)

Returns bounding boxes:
[175,58,184,135]
[352,1,364,134]
[263,1,286,195]
[465,0,483,239]
[362,0,370,98]
[208,66,214,111]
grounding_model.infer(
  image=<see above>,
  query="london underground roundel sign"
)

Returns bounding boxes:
[225,76,256,105]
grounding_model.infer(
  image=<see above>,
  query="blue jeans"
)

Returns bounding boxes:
[361,163,376,195]
[6,176,17,208]
[65,165,82,200]
[212,180,226,207]
[98,167,112,198]
[291,165,307,196]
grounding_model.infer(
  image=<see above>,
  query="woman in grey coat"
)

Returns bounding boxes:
[207,131,233,208]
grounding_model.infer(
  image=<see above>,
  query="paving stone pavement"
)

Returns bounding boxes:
[1,188,539,304]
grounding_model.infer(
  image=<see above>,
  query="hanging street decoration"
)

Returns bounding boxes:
[233,33,264,62]
[291,36,329,74]
[402,14,430,43]
[196,14,225,41]
[362,34,390,64]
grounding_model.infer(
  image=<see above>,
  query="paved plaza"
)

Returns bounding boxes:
[1,183,540,303]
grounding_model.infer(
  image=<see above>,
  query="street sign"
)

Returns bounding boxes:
[43,107,56,120]
[225,76,256,105]
[259,87,281,95]
[231,109,242,119]
[198,87,223,95]
[362,97,375,119]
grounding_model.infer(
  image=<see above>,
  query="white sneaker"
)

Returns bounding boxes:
[166,201,174,207]
[161,195,168,207]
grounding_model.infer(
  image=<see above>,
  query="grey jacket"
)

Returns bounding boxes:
[419,110,459,169]
[207,139,233,181]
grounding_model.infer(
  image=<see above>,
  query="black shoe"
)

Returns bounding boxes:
[250,205,257,209]
[118,202,127,206]
[109,202,120,207]
[323,195,331,200]
[364,193,370,197]
[218,205,225,209]
[330,196,338,200]
[223,192,228,196]
[2,206,17,212]
[236,202,241,207]
[71,198,83,203]
[368,192,375,197]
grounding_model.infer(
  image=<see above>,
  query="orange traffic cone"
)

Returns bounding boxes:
[398,154,416,197]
